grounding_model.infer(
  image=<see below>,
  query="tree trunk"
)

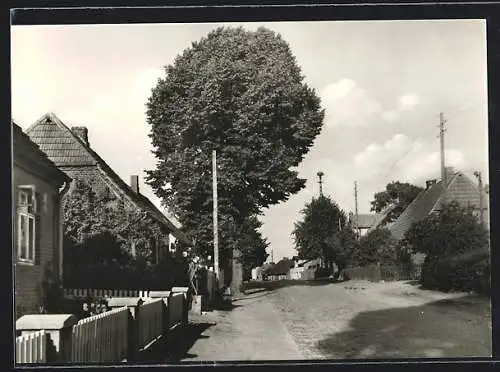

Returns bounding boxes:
[230,247,243,295]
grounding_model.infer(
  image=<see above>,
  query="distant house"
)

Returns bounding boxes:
[25,112,190,262]
[251,266,263,281]
[267,258,294,281]
[388,167,489,264]
[348,213,382,237]
[13,123,71,317]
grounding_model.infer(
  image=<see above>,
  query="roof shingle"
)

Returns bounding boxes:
[26,112,189,244]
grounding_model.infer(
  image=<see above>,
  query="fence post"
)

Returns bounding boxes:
[107,298,143,362]
[16,314,78,362]
[374,262,381,282]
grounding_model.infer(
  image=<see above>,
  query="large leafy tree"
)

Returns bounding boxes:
[400,201,490,292]
[238,216,270,280]
[145,26,324,292]
[292,195,347,268]
[370,181,423,225]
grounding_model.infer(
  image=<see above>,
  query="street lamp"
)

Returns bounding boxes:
[317,171,324,196]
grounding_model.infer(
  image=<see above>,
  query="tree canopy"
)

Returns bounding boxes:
[237,216,270,280]
[145,26,325,289]
[292,195,348,267]
[370,181,423,225]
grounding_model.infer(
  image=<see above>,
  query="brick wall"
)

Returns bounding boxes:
[13,166,60,317]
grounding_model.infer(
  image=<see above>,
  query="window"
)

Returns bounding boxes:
[17,186,40,264]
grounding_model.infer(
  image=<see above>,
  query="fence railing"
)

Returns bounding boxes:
[71,306,129,363]
[64,289,150,299]
[346,264,421,282]
[16,291,188,365]
[136,299,163,350]
[167,293,184,329]
[15,330,48,364]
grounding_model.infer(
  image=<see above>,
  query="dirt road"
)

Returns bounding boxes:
[181,280,491,361]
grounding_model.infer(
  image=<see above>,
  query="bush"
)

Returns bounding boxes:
[63,256,189,290]
[353,228,399,266]
[401,201,490,294]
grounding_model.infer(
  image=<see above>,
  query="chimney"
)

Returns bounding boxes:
[130,175,139,194]
[72,126,89,146]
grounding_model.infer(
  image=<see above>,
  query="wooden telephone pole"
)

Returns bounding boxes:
[439,112,447,204]
[212,150,219,283]
[354,181,359,238]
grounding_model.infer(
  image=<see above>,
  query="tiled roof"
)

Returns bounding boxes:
[366,204,398,233]
[388,171,488,241]
[26,113,97,166]
[351,214,380,229]
[25,112,189,244]
[388,179,449,241]
[13,121,71,183]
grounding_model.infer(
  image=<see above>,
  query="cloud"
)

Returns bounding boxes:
[352,132,468,188]
[399,94,419,109]
[354,133,416,170]
[320,79,382,127]
[402,149,467,183]
[380,93,420,123]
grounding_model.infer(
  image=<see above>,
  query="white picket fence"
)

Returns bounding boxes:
[136,298,164,350]
[64,289,150,299]
[15,330,48,363]
[70,306,129,363]
[168,293,184,329]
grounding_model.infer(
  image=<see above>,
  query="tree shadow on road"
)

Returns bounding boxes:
[244,278,344,292]
[315,294,491,360]
[139,322,215,363]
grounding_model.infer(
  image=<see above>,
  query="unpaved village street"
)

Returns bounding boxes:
[177,280,491,361]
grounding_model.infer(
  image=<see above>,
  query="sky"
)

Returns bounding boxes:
[11,20,489,262]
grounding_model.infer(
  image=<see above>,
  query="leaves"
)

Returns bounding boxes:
[293,195,348,265]
[400,201,490,293]
[146,26,325,275]
[352,228,399,267]
[63,179,169,265]
[370,181,423,225]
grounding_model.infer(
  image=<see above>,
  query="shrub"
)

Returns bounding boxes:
[354,228,399,266]
[401,201,490,293]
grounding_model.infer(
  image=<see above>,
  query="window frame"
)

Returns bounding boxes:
[17,185,38,264]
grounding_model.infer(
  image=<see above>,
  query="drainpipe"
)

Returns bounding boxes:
[58,180,71,280]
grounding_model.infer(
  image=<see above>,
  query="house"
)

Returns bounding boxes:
[301,258,323,280]
[267,258,294,281]
[251,266,263,281]
[13,122,72,317]
[388,166,489,264]
[348,212,383,237]
[25,112,190,263]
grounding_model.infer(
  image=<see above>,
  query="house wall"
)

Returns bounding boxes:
[60,165,169,262]
[14,165,59,316]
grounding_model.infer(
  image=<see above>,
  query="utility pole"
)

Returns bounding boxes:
[474,171,485,228]
[439,112,447,205]
[271,248,274,263]
[212,150,219,283]
[317,171,324,196]
[354,181,359,238]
